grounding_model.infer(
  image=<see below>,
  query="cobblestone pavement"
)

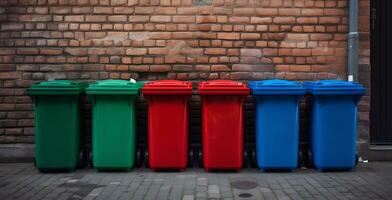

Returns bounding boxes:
[0,163,391,200]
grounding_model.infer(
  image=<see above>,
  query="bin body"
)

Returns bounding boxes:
[27,80,86,171]
[304,80,365,170]
[87,80,143,170]
[198,80,250,171]
[249,80,305,170]
[143,80,192,170]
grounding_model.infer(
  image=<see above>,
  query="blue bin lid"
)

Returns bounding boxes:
[303,80,366,95]
[249,79,305,95]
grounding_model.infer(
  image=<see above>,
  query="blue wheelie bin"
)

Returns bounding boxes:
[249,80,305,171]
[303,80,365,171]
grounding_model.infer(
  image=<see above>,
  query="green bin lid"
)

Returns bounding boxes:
[27,80,87,95]
[86,79,144,95]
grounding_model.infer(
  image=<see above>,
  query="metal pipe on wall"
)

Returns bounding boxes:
[348,0,359,82]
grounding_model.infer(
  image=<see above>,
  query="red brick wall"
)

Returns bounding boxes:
[0,0,370,145]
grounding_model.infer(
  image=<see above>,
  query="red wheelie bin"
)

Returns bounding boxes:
[198,80,250,171]
[142,80,193,170]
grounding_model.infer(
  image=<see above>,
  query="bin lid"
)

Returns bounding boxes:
[86,79,143,95]
[303,80,366,95]
[198,80,250,95]
[249,79,305,95]
[27,80,87,95]
[142,80,193,95]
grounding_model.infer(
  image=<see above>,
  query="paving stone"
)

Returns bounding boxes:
[0,163,391,200]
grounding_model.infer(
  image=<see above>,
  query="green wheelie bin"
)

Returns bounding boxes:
[27,80,87,172]
[86,80,143,170]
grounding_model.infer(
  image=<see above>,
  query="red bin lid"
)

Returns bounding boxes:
[198,80,250,95]
[142,80,193,95]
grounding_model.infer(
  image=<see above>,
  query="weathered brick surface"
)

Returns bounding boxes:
[0,0,370,146]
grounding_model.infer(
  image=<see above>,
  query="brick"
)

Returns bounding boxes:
[275,65,290,71]
[229,17,249,23]
[262,48,278,56]
[241,33,260,40]
[129,16,149,22]
[217,33,239,40]
[173,16,195,23]
[319,17,340,24]
[40,48,62,55]
[94,7,113,14]
[211,65,230,71]
[196,16,216,23]
[50,7,71,14]
[150,16,171,23]
[17,48,39,55]
[177,7,198,15]
[111,0,127,6]
[64,15,84,22]
[173,65,193,71]
[0,71,19,79]
[0,120,18,127]
[292,49,311,56]
[126,48,147,55]
[85,32,106,39]
[250,17,272,24]
[273,17,295,24]
[205,48,226,55]
[134,7,154,14]
[290,65,311,72]
[64,48,88,56]
[72,7,93,14]
[310,34,333,41]
[86,15,107,22]
[324,9,345,16]
[279,8,300,16]
[160,0,171,6]
[233,8,255,16]
[149,48,168,55]
[1,24,24,31]
[195,65,210,71]
[255,8,278,16]
[108,15,127,22]
[312,47,334,56]
[150,65,171,72]
[106,48,124,55]
[297,17,318,24]
[127,65,148,72]
[241,49,262,57]
[301,9,323,16]
[114,7,134,14]
[149,32,171,39]
[155,7,176,14]
[231,72,252,80]
[286,33,309,41]
[173,32,194,39]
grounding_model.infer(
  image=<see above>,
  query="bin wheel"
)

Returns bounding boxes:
[198,149,203,168]
[187,148,194,168]
[306,148,313,168]
[250,149,257,168]
[88,151,93,169]
[298,148,303,168]
[33,158,36,167]
[136,148,142,168]
[355,153,359,165]
[243,150,248,168]
[77,149,86,169]
[144,149,149,168]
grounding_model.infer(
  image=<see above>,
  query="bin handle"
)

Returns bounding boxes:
[255,79,297,86]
